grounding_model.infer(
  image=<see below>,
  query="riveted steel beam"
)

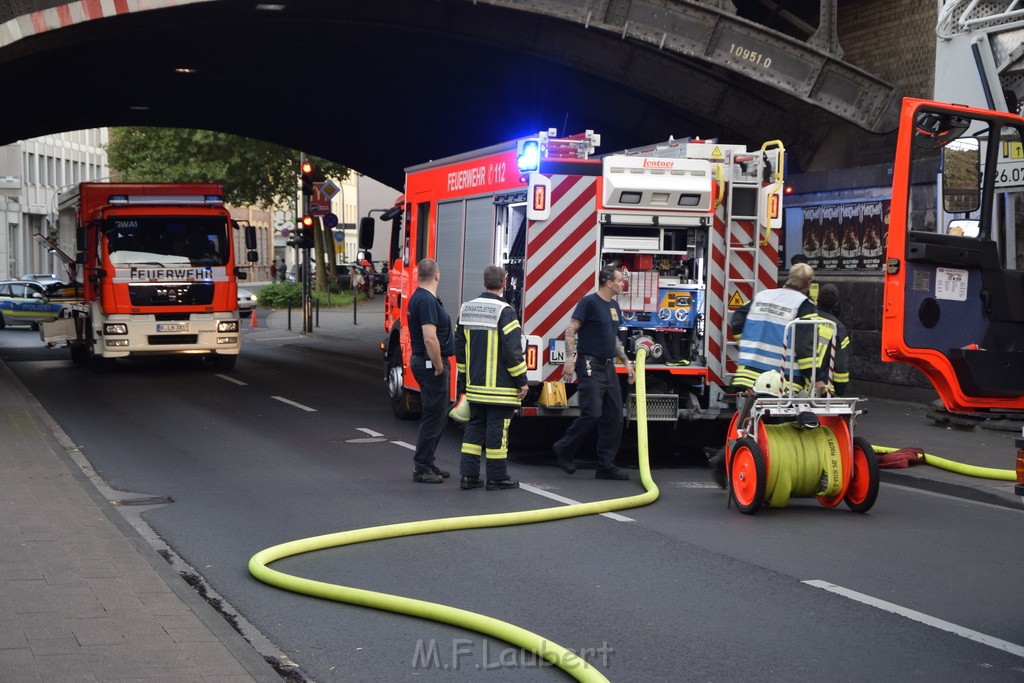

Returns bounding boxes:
[478,0,900,133]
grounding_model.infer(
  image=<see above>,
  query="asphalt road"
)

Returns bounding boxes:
[2,325,1022,681]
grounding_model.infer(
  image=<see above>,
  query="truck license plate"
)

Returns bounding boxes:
[548,339,566,364]
[157,323,188,333]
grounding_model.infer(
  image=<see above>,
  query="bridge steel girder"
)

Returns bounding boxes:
[0,0,900,135]
[477,0,900,134]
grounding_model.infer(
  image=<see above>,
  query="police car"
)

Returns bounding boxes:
[0,280,67,330]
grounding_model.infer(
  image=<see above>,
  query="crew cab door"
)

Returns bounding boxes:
[883,98,1024,411]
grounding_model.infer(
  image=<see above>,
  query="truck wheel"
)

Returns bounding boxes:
[70,344,88,365]
[388,346,419,420]
[213,354,237,372]
[86,330,116,372]
[88,353,116,373]
[844,437,880,513]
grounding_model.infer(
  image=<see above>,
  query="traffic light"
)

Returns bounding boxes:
[301,161,314,196]
[295,215,315,248]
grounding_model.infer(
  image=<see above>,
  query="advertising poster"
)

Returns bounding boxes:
[802,206,822,270]
[840,203,862,270]
[819,205,841,271]
[861,201,886,271]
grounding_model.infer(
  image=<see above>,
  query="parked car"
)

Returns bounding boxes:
[21,273,63,287]
[237,287,257,318]
[0,280,67,330]
[334,263,368,291]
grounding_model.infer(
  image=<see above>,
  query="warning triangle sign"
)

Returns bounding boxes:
[711,146,724,159]
[728,291,747,308]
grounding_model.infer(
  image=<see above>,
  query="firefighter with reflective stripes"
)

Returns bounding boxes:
[730,263,825,393]
[709,263,825,487]
[455,266,529,491]
[814,283,851,396]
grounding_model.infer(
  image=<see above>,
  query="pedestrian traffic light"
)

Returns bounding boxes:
[301,161,314,196]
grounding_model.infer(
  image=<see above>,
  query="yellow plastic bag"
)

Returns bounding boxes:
[537,381,568,408]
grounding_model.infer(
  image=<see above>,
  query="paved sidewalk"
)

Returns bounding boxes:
[0,361,278,682]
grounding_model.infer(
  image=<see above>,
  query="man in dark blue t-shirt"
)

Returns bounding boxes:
[406,258,454,484]
[553,265,635,479]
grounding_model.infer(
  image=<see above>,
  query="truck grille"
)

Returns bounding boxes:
[147,334,198,345]
[129,283,214,306]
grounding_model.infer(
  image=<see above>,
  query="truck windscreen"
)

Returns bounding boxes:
[104,216,230,267]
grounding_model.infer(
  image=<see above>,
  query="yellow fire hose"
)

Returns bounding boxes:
[762,423,844,507]
[872,445,1016,481]
[249,349,658,682]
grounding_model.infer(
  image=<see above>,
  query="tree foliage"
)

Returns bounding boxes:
[105,127,349,208]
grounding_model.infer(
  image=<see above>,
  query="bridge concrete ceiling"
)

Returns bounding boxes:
[0,0,899,187]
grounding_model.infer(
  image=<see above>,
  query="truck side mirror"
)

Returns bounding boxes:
[359,217,375,250]
[245,224,257,250]
[234,267,248,280]
[76,227,87,252]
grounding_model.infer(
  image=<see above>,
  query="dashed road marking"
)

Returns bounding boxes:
[519,483,635,522]
[803,579,1024,659]
[272,396,316,412]
[215,374,247,386]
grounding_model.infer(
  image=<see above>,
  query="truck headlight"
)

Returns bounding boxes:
[104,323,128,335]
[218,321,239,333]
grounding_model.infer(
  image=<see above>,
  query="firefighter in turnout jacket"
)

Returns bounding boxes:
[455,266,529,491]
[814,283,850,396]
[730,263,826,393]
[708,263,826,488]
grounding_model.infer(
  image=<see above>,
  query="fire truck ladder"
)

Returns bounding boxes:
[721,147,765,384]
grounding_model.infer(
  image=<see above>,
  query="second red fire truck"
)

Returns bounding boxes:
[378,129,785,427]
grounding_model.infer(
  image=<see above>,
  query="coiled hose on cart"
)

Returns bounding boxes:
[249,349,658,683]
[872,445,1016,481]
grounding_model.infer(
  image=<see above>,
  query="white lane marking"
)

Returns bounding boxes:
[803,580,1024,659]
[519,483,634,522]
[248,336,300,342]
[358,428,385,437]
[271,396,317,412]
[215,374,247,386]
[386,441,632,521]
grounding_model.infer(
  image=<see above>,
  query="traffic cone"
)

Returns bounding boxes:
[249,307,259,328]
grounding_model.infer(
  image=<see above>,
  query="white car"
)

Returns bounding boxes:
[237,287,257,317]
[22,273,65,290]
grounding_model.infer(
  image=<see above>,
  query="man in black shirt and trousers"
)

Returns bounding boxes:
[406,258,453,484]
[553,265,636,479]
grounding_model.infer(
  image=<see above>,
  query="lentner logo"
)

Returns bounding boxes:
[642,159,675,169]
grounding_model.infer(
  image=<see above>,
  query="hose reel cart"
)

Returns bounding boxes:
[725,319,880,514]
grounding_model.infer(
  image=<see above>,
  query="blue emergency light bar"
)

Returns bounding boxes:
[517,139,541,172]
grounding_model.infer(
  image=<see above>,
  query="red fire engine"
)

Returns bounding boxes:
[379,129,784,426]
[41,182,256,371]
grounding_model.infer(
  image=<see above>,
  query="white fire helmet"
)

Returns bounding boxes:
[449,394,470,423]
[753,370,786,397]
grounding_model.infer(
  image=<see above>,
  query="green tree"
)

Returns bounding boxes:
[105,127,349,209]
